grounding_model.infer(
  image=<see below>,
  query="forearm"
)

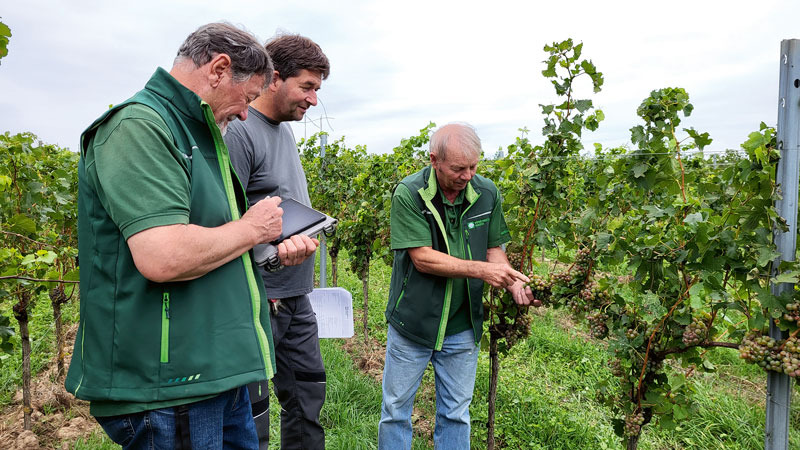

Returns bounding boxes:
[407,246,492,280]
[407,246,527,290]
[128,220,259,283]
[486,246,511,266]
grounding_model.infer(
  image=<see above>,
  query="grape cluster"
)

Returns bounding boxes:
[609,357,625,378]
[682,318,708,346]
[566,298,591,314]
[579,280,612,306]
[624,411,645,437]
[552,270,578,286]
[739,331,781,372]
[574,247,592,272]
[782,302,800,327]
[780,336,800,377]
[625,328,640,340]
[633,353,663,375]
[508,252,523,272]
[489,311,532,348]
[587,311,609,338]
[525,273,552,306]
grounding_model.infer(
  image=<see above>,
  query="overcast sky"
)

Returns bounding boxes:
[1,0,798,156]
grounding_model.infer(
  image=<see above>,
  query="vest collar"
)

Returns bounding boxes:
[144,67,206,122]
[420,165,479,205]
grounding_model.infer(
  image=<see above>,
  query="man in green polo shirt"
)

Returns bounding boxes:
[65,23,316,449]
[378,123,536,450]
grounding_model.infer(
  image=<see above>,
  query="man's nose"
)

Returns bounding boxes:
[307,90,318,106]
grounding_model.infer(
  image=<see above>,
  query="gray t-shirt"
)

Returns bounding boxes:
[225,106,315,298]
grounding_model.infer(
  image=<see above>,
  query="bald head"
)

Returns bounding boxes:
[429,123,482,161]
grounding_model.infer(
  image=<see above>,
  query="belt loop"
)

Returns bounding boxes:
[175,404,192,450]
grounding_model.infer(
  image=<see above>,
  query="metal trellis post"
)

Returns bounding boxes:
[319,133,328,288]
[766,38,800,450]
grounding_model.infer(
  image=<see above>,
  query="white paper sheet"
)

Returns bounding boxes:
[308,287,354,338]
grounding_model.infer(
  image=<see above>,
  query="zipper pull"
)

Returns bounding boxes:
[163,292,171,319]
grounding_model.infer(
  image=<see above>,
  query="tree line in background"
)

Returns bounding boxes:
[0,27,797,448]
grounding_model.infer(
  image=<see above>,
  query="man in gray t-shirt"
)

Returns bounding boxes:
[225,34,330,450]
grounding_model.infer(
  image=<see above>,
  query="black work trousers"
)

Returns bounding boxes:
[248,294,326,449]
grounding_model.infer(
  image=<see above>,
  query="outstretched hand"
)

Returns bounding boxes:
[506,280,541,307]
[481,263,529,289]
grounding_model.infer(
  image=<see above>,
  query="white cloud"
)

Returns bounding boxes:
[0,0,798,155]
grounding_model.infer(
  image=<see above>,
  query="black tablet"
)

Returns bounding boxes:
[271,198,327,245]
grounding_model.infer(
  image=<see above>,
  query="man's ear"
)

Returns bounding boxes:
[208,53,232,88]
[268,70,282,91]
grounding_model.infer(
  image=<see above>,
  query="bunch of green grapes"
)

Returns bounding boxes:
[781,302,800,327]
[779,336,800,377]
[574,247,592,272]
[552,270,577,285]
[587,310,609,339]
[507,252,523,272]
[525,273,552,306]
[624,410,645,437]
[739,331,780,371]
[682,318,708,346]
[635,354,663,375]
[577,278,612,311]
[489,310,532,348]
[609,358,625,378]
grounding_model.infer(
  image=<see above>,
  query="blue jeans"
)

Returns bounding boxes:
[378,325,479,450]
[95,385,258,449]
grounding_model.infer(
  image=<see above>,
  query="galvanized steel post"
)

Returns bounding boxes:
[319,133,328,288]
[766,39,800,450]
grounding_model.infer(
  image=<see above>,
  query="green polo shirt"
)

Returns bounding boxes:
[391,179,508,336]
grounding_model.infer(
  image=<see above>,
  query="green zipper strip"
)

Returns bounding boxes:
[419,190,452,351]
[201,102,274,379]
[161,292,170,363]
[73,325,86,396]
[460,199,479,343]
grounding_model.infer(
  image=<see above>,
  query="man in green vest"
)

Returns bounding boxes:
[378,123,537,450]
[65,23,316,449]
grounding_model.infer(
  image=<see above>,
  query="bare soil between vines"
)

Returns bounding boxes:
[0,324,101,450]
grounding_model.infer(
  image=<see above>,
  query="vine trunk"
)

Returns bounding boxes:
[362,275,369,341]
[20,316,31,431]
[487,335,499,450]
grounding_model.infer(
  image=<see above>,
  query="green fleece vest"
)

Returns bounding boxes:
[385,166,505,350]
[65,68,275,404]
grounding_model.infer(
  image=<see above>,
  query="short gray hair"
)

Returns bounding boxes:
[175,23,272,84]
[430,123,482,161]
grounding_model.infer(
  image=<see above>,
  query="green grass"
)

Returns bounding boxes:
[2,250,800,449]
[263,338,384,450]
[0,286,80,405]
[71,430,118,450]
[472,308,620,449]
